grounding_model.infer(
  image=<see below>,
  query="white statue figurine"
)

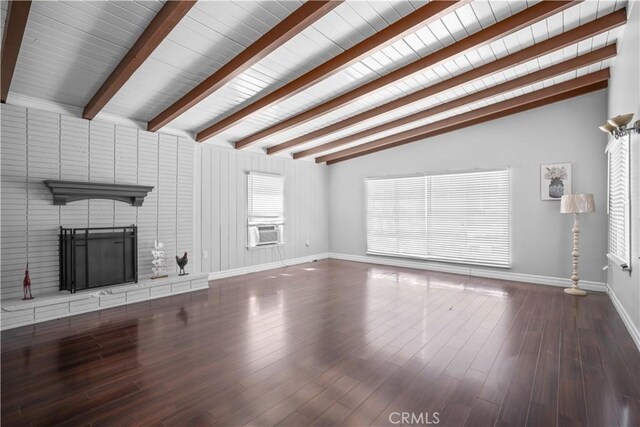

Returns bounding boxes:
[151,240,168,279]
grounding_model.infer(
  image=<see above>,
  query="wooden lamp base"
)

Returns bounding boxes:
[565,213,587,297]
[564,287,587,296]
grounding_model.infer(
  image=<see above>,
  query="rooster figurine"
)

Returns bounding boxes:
[176,252,188,276]
[23,263,33,300]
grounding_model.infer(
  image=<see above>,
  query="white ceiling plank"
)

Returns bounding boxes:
[440,9,468,41]
[4,0,624,153]
[454,3,482,35]
[470,1,497,29]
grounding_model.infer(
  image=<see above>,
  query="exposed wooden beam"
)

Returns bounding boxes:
[82,0,197,120]
[1,0,31,103]
[231,0,579,149]
[326,80,608,165]
[317,69,609,163]
[193,3,465,143]
[193,0,464,143]
[147,0,342,133]
[297,44,615,158]
[284,9,627,158]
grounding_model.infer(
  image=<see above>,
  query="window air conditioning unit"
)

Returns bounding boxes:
[248,225,283,247]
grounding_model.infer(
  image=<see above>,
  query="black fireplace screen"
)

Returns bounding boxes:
[59,226,138,293]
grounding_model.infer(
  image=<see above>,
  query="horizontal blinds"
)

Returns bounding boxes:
[607,137,630,264]
[248,172,284,224]
[366,176,427,258]
[365,169,511,267]
[428,170,510,267]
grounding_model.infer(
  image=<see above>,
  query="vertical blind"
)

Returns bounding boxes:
[247,172,284,225]
[606,136,630,265]
[365,169,510,267]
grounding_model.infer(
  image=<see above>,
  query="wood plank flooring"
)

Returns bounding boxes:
[2,259,639,426]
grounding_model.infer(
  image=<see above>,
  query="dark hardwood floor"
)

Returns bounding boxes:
[2,259,639,426]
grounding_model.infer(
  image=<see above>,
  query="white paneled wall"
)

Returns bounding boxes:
[27,109,60,298]
[60,116,89,227]
[0,104,195,300]
[1,106,28,297]
[158,134,178,268]
[177,139,194,265]
[137,130,159,277]
[195,144,329,275]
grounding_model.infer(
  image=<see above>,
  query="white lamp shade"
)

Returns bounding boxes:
[607,113,634,128]
[561,193,595,214]
[599,122,616,133]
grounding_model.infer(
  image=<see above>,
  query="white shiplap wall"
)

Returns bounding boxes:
[195,144,329,274]
[0,104,194,300]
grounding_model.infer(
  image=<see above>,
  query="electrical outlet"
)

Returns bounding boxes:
[202,250,208,259]
[305,239,310,247]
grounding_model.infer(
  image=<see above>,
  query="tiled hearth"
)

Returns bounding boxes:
[1,273,208,330]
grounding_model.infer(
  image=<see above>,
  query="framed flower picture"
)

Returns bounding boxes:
[541,163,571,200]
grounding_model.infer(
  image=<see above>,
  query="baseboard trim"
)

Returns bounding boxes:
[208,253,329,281]
[606,285,640,351]
[328,253,607,292]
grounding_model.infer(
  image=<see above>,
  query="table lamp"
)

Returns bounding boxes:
[560,193,595,296]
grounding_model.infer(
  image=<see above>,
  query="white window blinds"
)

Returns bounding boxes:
[366,175,427,258]
[248,172,284,225]
[365,169,510,267]
[428,170,510,267]
[607,136,630,267]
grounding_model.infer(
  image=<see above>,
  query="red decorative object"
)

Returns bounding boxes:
[22,263,33,300]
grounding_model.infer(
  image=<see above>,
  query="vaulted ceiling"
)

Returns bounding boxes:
[1,0,628,164]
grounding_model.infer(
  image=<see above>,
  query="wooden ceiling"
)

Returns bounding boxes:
[1,0,628,164]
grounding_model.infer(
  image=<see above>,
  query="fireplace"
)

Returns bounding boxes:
[59,226,138,293]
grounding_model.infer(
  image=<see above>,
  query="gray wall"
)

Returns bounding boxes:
[607,2,640,333]
[195,144,329,274]
[328,90,609,283]
[0,104,194,300]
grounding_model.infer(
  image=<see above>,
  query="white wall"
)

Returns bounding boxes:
[607,3,640,337]
[195,144,329,275]
[0,104,194,300]
[328,90,609,283]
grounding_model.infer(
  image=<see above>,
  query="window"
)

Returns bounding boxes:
[606,135,630,268]
[366,175,427,258]
[365,169,510,267]
[427,170,510,266]
[247,172,284,247]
